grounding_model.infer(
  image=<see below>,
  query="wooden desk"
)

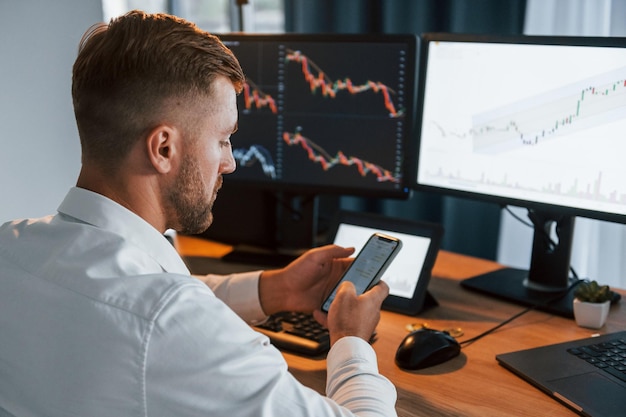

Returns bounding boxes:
[176,235,625,417]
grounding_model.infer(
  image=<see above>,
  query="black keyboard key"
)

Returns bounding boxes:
[569,337,626,384]
[605,365,626,383]
[254,312,330,356]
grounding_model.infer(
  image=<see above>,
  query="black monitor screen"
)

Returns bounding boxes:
[413,33,626,318]
[218,33,417,198]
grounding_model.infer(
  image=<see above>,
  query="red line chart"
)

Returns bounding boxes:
[282,129,400,183]
[242,78,278,114]
[285,49,403,118]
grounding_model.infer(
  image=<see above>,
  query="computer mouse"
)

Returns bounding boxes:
[395,328,461,370]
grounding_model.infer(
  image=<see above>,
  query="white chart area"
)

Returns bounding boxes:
[333,224,431,299]
[417,41,626,216]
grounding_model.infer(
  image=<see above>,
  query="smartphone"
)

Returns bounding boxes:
[321,232,402,313]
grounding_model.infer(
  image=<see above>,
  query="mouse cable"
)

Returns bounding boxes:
[458,206,584,347]
[459,206,622,347]
[458,276,583,348]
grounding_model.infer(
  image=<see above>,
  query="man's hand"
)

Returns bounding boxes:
[314,280,389,345]
[258,244,354,316]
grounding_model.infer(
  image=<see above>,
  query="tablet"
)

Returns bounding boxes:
[328,210,443,316]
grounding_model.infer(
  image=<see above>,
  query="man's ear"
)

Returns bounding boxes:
[146,125,179,174]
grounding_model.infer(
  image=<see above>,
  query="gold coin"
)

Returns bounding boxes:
[405,322,430,332]
[443,327,464,338]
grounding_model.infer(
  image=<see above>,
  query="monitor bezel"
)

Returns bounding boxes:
[410,32,626,225]
[217,32,420,200]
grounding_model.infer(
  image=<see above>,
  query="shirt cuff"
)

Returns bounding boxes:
[325,336,397,415]
[326,336,379,373]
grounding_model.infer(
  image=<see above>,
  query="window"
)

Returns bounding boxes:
[102,0,284,33]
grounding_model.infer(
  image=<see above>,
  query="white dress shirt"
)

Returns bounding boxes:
[0,187,397,417]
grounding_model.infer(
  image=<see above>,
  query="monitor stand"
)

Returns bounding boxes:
[461,210,578,318]
[461,268,578,318]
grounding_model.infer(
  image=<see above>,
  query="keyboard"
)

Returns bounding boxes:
[567,336,626,383]
[254,312,330,356]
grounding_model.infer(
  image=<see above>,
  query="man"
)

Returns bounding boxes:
[0,10,396,417]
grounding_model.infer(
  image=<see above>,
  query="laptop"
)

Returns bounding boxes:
[497,331,626,417]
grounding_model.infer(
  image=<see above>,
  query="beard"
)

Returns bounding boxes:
[166,152,219,235]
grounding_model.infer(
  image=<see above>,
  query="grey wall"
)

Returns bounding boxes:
[0,0,102,223]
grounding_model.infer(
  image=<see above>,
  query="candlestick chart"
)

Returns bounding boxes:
[242,78,278,114]
[471,67,626,153]
[424,66,626,154]
[284,49,404,118]
[220,34,415,196]
[420,69,626,209]
[416,37,626,218]
[282,129,400,183]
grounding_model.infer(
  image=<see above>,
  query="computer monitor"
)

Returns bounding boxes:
[203,33,418,261]
[412,33,626,317]
[218,33,416,197]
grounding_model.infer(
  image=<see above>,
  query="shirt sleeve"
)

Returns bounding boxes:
[145,282,398,417]
[197,271,267,324]
[326,337,398,417]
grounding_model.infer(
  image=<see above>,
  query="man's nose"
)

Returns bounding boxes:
[222,148,236,174]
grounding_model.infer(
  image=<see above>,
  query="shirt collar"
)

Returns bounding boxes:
[58,187,190,275]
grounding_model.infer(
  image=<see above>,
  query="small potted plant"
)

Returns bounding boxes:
[573,280,613,329]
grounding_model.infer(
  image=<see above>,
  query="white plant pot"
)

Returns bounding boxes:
[573,298,610,329]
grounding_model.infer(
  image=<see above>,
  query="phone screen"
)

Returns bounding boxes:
[321,233,401,312]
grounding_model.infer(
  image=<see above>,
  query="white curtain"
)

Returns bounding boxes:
[497,0,626,289]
